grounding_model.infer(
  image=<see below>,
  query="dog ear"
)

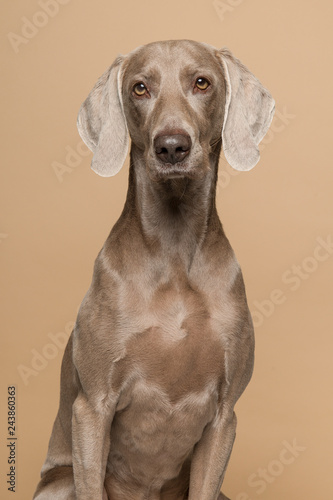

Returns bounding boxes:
[77,56,129,177]
[218,48,275,171]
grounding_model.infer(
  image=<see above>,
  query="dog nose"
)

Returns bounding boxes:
[154,134,192,164]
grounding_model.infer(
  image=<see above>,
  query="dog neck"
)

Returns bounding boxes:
[121,143,223,261]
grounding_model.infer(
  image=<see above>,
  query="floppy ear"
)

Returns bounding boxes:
[218,48,275,171]
[77,56,129,177]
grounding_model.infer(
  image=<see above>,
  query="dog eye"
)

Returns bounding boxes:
[195,77,210,91]
[133,82,148,97]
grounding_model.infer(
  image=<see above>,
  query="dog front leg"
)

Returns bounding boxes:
[188,409,237,500]
[72,392,115,499]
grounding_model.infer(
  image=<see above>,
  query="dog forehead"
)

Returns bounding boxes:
[123,40,219,81]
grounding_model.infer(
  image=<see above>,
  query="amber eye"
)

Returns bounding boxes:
[195,77,210,91]
[133,82,148,96]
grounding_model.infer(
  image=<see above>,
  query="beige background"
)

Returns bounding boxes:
[1,0,332,498]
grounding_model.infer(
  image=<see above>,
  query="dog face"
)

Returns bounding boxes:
[77,40,275,178]
[121,40,226,181]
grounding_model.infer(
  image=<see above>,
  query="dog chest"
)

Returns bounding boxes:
[108,377,218,487]
[110,275,226,401]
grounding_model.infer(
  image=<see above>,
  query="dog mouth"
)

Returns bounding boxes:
[147,147,208,181]
[152,160,200,180]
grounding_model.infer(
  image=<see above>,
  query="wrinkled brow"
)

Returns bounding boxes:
[123,55,162,83]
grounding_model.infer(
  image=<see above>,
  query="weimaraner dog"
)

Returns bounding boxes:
[33,40,274,500]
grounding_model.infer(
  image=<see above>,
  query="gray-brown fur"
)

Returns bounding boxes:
[33,40,274,500]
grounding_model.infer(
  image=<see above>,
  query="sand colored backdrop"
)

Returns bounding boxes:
[1,0,332,498]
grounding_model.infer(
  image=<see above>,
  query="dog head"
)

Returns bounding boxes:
[77,40,275,180]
